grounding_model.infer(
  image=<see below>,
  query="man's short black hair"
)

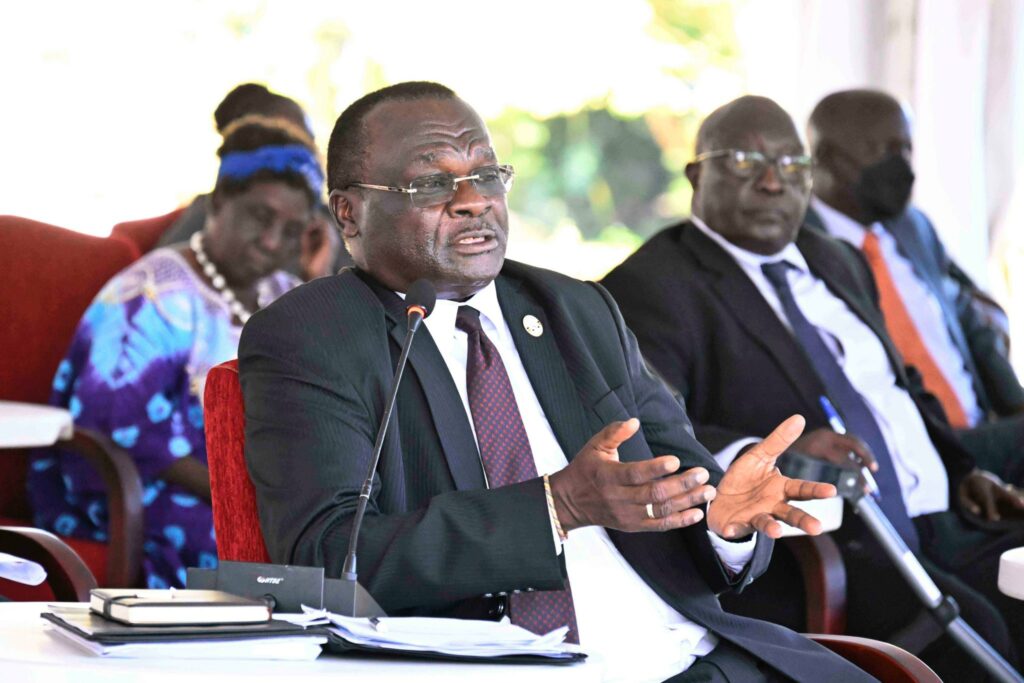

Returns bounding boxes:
[326,81,457,192]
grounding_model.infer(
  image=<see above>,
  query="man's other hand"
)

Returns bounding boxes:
[708,415,837,539]
[790,428,878,472]
[549,418,715,533]
[959,469,1024,522]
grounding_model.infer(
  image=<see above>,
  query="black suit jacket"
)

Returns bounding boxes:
[239,260,871,682]
[805,204,1024,418]
[602,222,974,501]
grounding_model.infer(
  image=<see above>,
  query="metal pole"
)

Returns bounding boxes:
[852,494,1023,683]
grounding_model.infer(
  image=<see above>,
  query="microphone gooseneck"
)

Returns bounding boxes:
[342,280,437,597]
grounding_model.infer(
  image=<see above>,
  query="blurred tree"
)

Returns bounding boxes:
[490,0,740,243]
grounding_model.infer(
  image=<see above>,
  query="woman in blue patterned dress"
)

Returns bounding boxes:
[29,116,324,588]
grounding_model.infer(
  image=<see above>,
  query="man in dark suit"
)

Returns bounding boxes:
[804,89,1024,485]
[602,95,1024,680]
[239,81,871,682]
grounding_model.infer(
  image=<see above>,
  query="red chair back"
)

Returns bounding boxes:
[0,216,138,518]
[109,207,185,255]
[204,360,271,563]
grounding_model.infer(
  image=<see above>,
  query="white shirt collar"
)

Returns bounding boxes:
[810,195,885,247]
[690,214,809,274]
[397,280,505,347]
[436,280,503,332]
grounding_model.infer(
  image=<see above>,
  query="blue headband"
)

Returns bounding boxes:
[217,144,324,198]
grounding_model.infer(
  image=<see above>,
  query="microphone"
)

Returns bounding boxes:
[335,279,436,617]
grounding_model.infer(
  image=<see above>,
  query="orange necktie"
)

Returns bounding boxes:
[860,231,970,428]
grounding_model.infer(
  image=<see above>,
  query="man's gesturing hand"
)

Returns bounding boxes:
[708,415,837,540]
[790,428,878,472]
[549,418,715,533]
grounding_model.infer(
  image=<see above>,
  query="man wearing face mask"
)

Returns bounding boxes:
[603,95,1024,677]
[806,89,1024,490]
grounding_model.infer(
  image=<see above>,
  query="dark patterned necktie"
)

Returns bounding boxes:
[761,261,920,551]
[455,305,580,643]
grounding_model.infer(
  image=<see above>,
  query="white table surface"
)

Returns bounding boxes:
[0,401,73,448]
[0,602,602,682]
[777,496,844,537]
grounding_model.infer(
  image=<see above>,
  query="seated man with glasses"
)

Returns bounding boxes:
[602,95,1022,680]
[240,81,874,682]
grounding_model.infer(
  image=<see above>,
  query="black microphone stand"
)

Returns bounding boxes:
[333,282,434,618]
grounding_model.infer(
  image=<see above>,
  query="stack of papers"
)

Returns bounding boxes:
[326,611,583,662]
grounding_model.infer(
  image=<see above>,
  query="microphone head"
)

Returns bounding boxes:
[405,279,436,320]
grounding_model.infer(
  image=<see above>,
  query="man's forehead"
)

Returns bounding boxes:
[714,124,803,152]
[366,98,493,167]
[860,110,911,142]
[827,102,910,146]
[407,139,496,163]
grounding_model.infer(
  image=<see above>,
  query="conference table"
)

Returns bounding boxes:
[0,602,602,682]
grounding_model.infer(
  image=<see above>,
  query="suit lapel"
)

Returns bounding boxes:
[680,225,825,414]
[884,214,941,287]
[495,273,593,461]
[885,214,978,373]
[356,271,486,492]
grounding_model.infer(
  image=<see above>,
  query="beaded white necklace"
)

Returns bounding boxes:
[189,232,253,324]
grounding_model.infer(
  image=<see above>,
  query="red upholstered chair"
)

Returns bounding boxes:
[810,635,941,683]
[109,207,186,256]
[202,359,937,680]
[786,533,846,633]
[204,360,270,562]
[0,216,145,592]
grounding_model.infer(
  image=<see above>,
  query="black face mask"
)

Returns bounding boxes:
[853,153,915,223]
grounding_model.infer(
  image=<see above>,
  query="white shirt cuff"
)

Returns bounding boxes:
[706,500,757,574]
[714,437,760,470]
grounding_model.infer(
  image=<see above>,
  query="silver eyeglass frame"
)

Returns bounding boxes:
[348,164,515,205]
[691,149,812,182]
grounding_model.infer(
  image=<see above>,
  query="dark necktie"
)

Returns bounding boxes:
[455,306,580,643]
[760,261,920,550]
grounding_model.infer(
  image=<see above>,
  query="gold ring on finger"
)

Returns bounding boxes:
[645,502,656,520]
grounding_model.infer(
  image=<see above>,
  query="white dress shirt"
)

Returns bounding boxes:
[811,197,983,427]
[691,216,950,518]
[406,282,755,683]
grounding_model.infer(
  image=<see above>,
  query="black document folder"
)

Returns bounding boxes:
[42,610,320,644]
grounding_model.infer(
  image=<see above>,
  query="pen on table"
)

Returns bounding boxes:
[818,395,881,499]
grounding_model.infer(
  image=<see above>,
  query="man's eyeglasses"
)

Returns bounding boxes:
[692,150,812,185]
[349,164,515,208]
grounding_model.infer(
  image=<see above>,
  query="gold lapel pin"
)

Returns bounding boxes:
[523,314,544,337]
